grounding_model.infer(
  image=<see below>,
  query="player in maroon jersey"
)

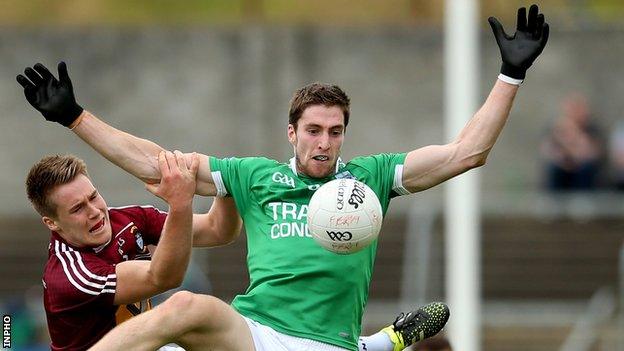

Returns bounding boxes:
[25,152,232,350]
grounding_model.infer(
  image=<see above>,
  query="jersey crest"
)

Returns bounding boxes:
[130,225,147,252]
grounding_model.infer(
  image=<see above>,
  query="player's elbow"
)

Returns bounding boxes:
[156,276,184,291]
[456,142,490,171]
[136,152,164,184]
[464,153,488,169]
[139,166,162,185]
[210,229,240,247]
[222,219,243,245]
[221,229,241,245]
[150,271,185,291]
[167,276,185,290]
[453,152,487,174]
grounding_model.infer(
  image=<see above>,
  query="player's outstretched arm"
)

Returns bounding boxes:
[402,4,549,193]
[16,62,217,196]
[192,196,243,247]
[113,151,198,305]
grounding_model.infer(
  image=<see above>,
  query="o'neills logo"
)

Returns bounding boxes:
[336,179,346,210]
[348,181,366,209]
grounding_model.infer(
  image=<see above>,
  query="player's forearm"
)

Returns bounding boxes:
[192,215,235,247]
[72,111,165,184]
[148,203,193,289]
[453,79,518,165]
[455,3,548,166]
[191,201,242,247]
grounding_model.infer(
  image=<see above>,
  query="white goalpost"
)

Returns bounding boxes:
[444,0,481,350]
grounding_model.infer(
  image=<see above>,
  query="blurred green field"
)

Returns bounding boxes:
[1,0,623,26]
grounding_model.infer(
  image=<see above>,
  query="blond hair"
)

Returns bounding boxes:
[26,154,89,217]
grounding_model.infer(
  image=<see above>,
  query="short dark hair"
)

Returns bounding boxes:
[26,154,89,217]
[288,82,350,130]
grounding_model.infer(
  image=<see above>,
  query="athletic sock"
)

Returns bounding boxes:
[358,331,394,351]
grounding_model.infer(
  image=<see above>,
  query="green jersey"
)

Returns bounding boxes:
[209,153,409,350]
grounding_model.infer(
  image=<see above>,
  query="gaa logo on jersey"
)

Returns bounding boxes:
[271,172,296,188]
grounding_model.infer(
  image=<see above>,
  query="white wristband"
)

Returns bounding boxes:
[498,73,523,86]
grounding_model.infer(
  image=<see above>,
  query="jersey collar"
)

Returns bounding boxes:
[93,237,112,253]
[50,229,112,254]
[288,157,344,178]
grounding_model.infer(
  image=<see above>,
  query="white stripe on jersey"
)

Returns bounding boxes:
[211,171,228,197]
[108,204,167,214]
[66,244,117,284]
[392,164,411,195]
[64,250,117,290]
[54,241,116,295]
[54,241,101,296]
[114,222,135,238]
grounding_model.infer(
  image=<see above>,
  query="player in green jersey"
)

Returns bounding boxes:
[18,5,548,351]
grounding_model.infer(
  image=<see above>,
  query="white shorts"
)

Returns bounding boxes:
[243,317,350,351]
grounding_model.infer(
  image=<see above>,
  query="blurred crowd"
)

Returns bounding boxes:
[540,92,624,192]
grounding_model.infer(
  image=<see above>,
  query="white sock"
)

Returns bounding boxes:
[358,331,394,351]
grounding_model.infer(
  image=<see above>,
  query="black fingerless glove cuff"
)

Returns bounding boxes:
[500,62,526,80]
[56,104,84,127]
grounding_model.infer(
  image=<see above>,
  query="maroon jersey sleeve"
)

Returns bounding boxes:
[44,240,118,349]
[46,240,117,307]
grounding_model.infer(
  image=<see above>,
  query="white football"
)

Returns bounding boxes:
[307,178,383,254]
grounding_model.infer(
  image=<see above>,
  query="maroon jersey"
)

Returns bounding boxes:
[43,205,167,351]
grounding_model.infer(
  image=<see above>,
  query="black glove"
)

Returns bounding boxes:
[489,4,550,81]
[16,62,83,127]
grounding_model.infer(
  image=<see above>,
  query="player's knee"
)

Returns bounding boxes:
[162,291,225,332]
[154,291,199,332]
[165,290,197,311]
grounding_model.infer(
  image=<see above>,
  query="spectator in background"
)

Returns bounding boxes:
[540,93,604,191]
[413,335,452,351]
[608,120,624,190]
